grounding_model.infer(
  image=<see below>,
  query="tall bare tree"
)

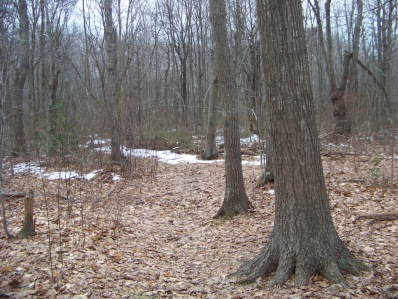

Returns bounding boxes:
[104,0,124,162]
[12,0,30,155]
[203,78,219,160]
[236,0,368,286]
[308,0,355,137]
[210,0,251,218]
[160,0,193,125]
[374,0,396,125]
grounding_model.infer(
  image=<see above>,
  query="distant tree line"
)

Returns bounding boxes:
[0,0,397,157]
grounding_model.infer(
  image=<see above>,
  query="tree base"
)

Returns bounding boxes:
[213,199,252,219]
[234,233,369,287]
[17,224,36,239]
[17,190,36,239]
[256,171,274,188]
[202,152,219,160]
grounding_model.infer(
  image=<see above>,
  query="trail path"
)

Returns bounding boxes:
[1,152,397,298]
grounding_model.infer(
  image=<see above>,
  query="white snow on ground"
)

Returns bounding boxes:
[42,171,80,180]
[10,136,261,180]
[10,163,120,181]
[13,162,44,176]
[215,134,259,145]
[123,148,223,165]
[83,170,101,180]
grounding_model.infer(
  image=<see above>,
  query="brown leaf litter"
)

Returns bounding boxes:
[0,143,397,298]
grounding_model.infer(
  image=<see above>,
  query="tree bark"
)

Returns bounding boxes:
[12,0,30,156]
[347,0,363,95]
[256,98,274,188]
[309,0,352,137]
[357,212,398,221]
[236,0,368,286]
[104,0,124,162]
[203,79,219,160]
[210,0,251,218]
[17,190,36,238]
[375,0,394,122]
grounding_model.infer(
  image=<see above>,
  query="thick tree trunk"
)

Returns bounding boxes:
[210,0,251,218]
[236,0,368,286]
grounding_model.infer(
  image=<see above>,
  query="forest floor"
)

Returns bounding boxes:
[0,138,398,298]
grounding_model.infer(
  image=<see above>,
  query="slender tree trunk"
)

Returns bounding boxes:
[346,0,363,132]
[104,0,124,162]
[256,113,274,187]
[12,0,30,156]
[203,79,219,160]
[181,56,188,125]
[17,190,36,239]
[310,0,352,137]
[210,0,251,218]
[348,0,363,94]
[236,0,368,286]
[248,40,259,135]
[376,0,394,123]
[36,0,46,131]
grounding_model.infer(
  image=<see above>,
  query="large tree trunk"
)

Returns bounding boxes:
[236,0,368,286]
[12,0,30,156]
[210,0,251,218]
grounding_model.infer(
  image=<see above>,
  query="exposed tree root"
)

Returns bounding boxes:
[233,233,279,283]
[234,234,369,287]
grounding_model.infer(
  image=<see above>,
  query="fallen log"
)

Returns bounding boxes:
[357,212,398,221]
[218,148,258,156]
[2,192,27,199]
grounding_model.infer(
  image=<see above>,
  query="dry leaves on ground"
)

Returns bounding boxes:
[0,143,397,298]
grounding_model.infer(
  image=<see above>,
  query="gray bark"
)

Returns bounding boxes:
[236,0,368,286]
[203,79,219,160]
[104,0,124,162]
[309,0,352,137]
[375,0,395,121]
[210,0,251,218]
[347,0,363,95]
[17,190,36,238]
[12,0,30,155]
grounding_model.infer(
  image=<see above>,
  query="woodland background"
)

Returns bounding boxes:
[0,0,398,298]
[0,0,397,153]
